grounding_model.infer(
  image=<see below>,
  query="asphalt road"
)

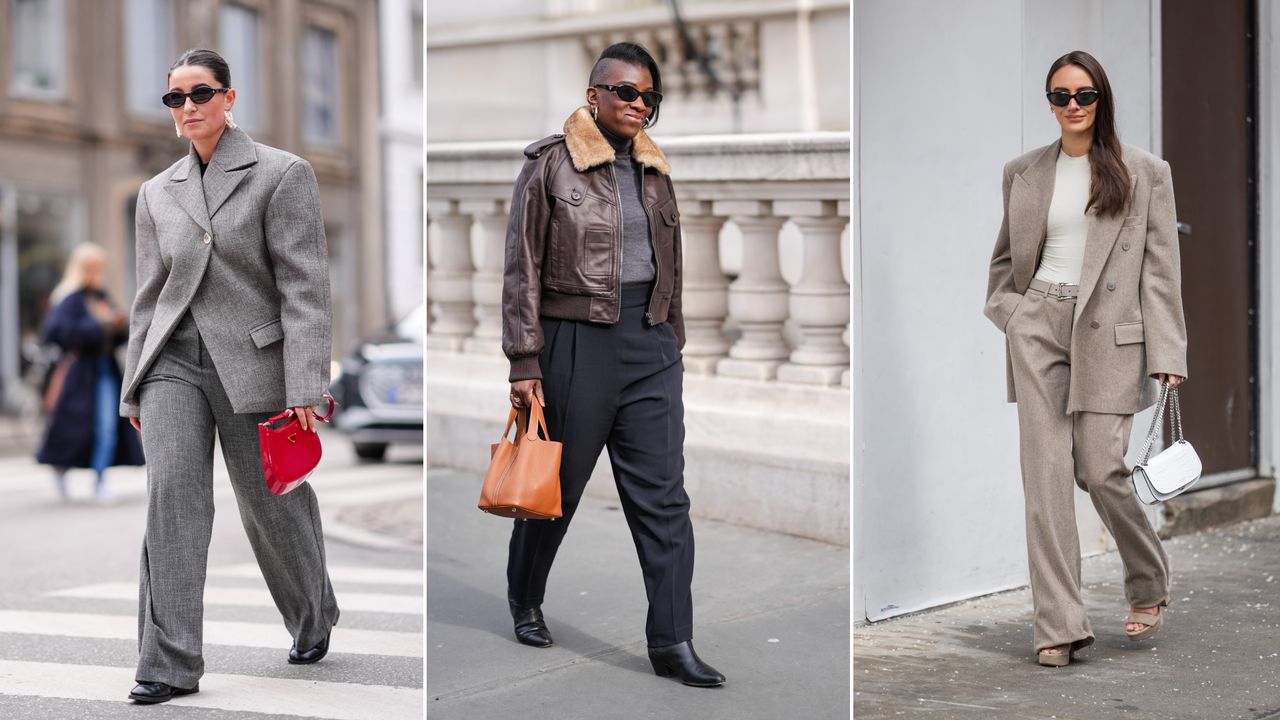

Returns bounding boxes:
[0,436,424,720]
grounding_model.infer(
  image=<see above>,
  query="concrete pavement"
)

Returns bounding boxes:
[426,466,851,719]
[0,437,424,719]
[854,515,1280,719]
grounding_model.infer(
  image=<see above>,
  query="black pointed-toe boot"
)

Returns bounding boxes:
[510,602,554,648]
[647,640,725,687]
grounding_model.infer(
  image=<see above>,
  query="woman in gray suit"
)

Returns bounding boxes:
[119,49,339,703]
[984,51,1188,667]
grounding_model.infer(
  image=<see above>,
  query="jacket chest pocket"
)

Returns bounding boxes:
[652,199,679,291]
[583,228,613,278]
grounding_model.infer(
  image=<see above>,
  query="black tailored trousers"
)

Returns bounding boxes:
[507,283,695,647]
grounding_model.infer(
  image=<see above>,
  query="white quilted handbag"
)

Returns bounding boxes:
[1131,382,1202,505]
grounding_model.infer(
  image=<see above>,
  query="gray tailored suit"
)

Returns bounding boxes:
[984,140,1188,653]
[121,126,338,687]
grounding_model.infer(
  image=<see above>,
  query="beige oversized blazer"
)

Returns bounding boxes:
[119,126,332,417]
[984,140,1188,415]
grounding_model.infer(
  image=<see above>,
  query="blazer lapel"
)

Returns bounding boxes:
[1076,171,1139,314]
[163,147,212,236]
[1008,141,1059,290]
[203,126,258,220]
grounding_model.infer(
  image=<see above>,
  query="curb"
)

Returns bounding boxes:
[1159,477,1276,539]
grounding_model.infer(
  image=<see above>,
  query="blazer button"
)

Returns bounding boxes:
[1122,241,1131,251]
[202,232,211,244]
[1090,320,1101,329]
[1107,281,1116,291]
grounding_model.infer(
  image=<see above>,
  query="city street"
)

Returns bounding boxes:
[427,466,851,719]
[855,515,1280,719]
[0,434,424,719]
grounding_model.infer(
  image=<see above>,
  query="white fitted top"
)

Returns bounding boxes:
[1033,150,1091,285]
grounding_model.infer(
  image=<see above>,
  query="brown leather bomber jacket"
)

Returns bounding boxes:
[502,106,684,381]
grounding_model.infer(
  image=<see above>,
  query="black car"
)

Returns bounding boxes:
[327,304,423,461]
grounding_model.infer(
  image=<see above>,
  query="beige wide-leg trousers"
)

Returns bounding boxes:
[1007,282,1170,653]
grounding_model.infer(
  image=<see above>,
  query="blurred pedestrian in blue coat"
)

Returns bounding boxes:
[35,242,144,500]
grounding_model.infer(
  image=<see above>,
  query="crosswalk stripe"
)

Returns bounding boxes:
[209,564,423,587]
[0,611,422,658]
[0,659,422,720]
[48,584,423,615]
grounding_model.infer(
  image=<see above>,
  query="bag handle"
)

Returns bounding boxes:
[525,401,551,442]
[1136,381,1184,465]
[263,393,337,428]
[500,407,529,444]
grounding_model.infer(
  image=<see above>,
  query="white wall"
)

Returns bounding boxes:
[855,0,1158,621]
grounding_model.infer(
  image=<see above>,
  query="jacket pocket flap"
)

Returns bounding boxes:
[1122,214,1145,228]
[250,318,284,348]
[1114,321,1144,345]
[550,185,586,206]
[662,206,679,226]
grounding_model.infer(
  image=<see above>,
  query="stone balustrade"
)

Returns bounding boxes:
[425,132,851,386]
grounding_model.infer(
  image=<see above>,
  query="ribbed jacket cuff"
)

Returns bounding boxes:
[508,355,542,382]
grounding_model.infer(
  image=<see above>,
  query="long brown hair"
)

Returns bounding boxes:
[1045,51,1130,216]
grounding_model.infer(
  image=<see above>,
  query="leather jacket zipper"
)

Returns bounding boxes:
[609,163,623,323]
[642,170,660,325]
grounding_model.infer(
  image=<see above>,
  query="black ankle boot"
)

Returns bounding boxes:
[648,640,725,687]
[510,602,553,648]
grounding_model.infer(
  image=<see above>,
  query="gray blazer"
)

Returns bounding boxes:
[120,126,332,416]
[984,140,1188,415]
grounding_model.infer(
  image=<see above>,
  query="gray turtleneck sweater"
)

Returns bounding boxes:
[601,127,656,284]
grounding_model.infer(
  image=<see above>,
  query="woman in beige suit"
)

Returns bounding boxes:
[984,50,1188,667]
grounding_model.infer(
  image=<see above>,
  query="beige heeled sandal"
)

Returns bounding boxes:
[1037,644,1072,667]
[1125,608,1164,641]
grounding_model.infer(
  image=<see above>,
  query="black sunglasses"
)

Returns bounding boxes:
[593,83,663,108]
[1046,89,1100,107]
[162,86,230,109]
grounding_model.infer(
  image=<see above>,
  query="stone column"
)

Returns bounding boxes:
[425,199,475,352]
[840,201,852,388]
[715,200,789,380]
[462,198,507,355]
[776,201,850,385]
[678,200,731,375]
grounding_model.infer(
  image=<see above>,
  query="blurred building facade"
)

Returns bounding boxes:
[855,0,1280,623]
[425,0,852,544]
[0,0,423,415]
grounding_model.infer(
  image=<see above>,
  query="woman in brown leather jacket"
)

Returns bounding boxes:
[501,42,724,687]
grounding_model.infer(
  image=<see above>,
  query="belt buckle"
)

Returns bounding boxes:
[1055,284,1078,301]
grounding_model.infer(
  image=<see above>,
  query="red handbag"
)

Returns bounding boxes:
[258,395,336,496]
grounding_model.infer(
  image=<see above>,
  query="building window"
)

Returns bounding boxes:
[125,0,175,118]
[218,3,263,130]
[10,0,67,99]
[303,26,340,147]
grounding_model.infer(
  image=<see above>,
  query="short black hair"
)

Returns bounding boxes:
[168,48,232,88]
[589,42,662,128]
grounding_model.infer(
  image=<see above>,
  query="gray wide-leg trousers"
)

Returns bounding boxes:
[134,312,339,687]
[1007,286,1170,653]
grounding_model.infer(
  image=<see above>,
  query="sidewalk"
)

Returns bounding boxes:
[426,466,851,719]
[854,514,1280,720]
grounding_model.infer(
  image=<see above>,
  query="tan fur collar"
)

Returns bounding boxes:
[562,106,670,175]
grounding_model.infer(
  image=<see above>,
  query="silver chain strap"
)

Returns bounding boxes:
[1136,382,1183,465]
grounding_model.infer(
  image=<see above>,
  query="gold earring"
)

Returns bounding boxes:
[591,105,598,120]
[225,109,237,129]
[175,121,182,138]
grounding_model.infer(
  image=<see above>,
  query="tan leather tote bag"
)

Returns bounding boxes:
[479,403,563,519]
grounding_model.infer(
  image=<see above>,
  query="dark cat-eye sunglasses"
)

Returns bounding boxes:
[593,83,663,108]
[1045,89,1099,107]
[162,86,230,109]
